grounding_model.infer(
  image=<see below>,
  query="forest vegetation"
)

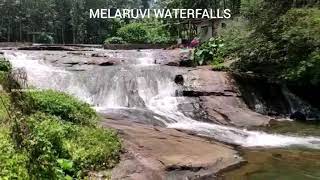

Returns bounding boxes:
[0,0,241,44]
[192,0,319,101]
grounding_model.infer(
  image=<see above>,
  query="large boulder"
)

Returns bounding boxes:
[181,67,271,127]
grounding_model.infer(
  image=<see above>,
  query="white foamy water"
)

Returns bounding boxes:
[4,50,320,149]
[3,51,94,103]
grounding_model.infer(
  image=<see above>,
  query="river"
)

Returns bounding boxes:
[3,49,320,178]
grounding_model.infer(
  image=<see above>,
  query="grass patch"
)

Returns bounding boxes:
[64,126,121,171]
[212,63,230,72]
[22,90,98,125]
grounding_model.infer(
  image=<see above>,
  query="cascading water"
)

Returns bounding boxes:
[4,50,320,149]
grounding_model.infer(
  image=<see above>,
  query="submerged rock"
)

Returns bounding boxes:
[98,61,116,66]
[174,75,184,85]
[179,59,194,67]
[165,61,180,66]
[290,111,307,121]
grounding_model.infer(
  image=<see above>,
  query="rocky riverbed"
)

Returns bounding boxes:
[2,46,320,180]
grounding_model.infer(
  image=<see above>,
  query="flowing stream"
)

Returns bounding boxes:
[4,50,320,149]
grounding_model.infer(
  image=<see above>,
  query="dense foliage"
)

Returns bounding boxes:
[190,0,320,89]
[232,5,320,87]
[0,0,143,44]
[113,20,174,44]
[0,128,29,179]
[22,113,121,179]
[65,126,121,170]
[0,58,12,72]
[1,0,243,44]
[117,23,149,44]
[0,60,121,179]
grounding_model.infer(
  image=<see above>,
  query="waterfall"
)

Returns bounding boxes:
[4,50,320,149]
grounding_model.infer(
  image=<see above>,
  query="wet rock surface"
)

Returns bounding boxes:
[181,66,271,127]
[2,47,195,68]
[101,119,242,180]
[3,48,279,179]
[17,45,81,51]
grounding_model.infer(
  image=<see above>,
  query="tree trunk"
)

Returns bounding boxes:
[7,22,11,42]
[62,28,65,44]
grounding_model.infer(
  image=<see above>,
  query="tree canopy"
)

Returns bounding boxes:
[0,0,243,44]
[0,0,142,44]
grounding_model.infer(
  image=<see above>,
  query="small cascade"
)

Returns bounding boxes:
[4,50,320,149]
[282,86,311,114]
[281,86,320,120]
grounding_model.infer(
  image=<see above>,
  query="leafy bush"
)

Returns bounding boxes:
[145,20,174,44]
[23,113,121,178]
[0,127,29,179]
[280,8,320,85]
[0,58,12,72]
[104,37,126,44]
[194,37,225,65]
[216,17,252,56]
[64,126,121,171]
[23,90,98,125]
[116,21,174,44]
[36,32,54,44]
[117,23,148,43]
[24,113,73,179]
[232,8,320,86]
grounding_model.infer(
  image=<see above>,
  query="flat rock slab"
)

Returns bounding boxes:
[101,119,242,180]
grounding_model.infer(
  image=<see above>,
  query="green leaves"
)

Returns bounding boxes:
[115,20,173,44]
[19,112,121,179]
[64,126,121,171]
[117,23,149,44]
[0,0,144,44]
[0,128,29,179]
[104,37,126,44]
[24,90,98,125]
[36,32,54,44]
[0,58,12,72]
[194,37,226,66]
[57,159,74,171]
[232,7,320,87]
[0,60,121,179]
